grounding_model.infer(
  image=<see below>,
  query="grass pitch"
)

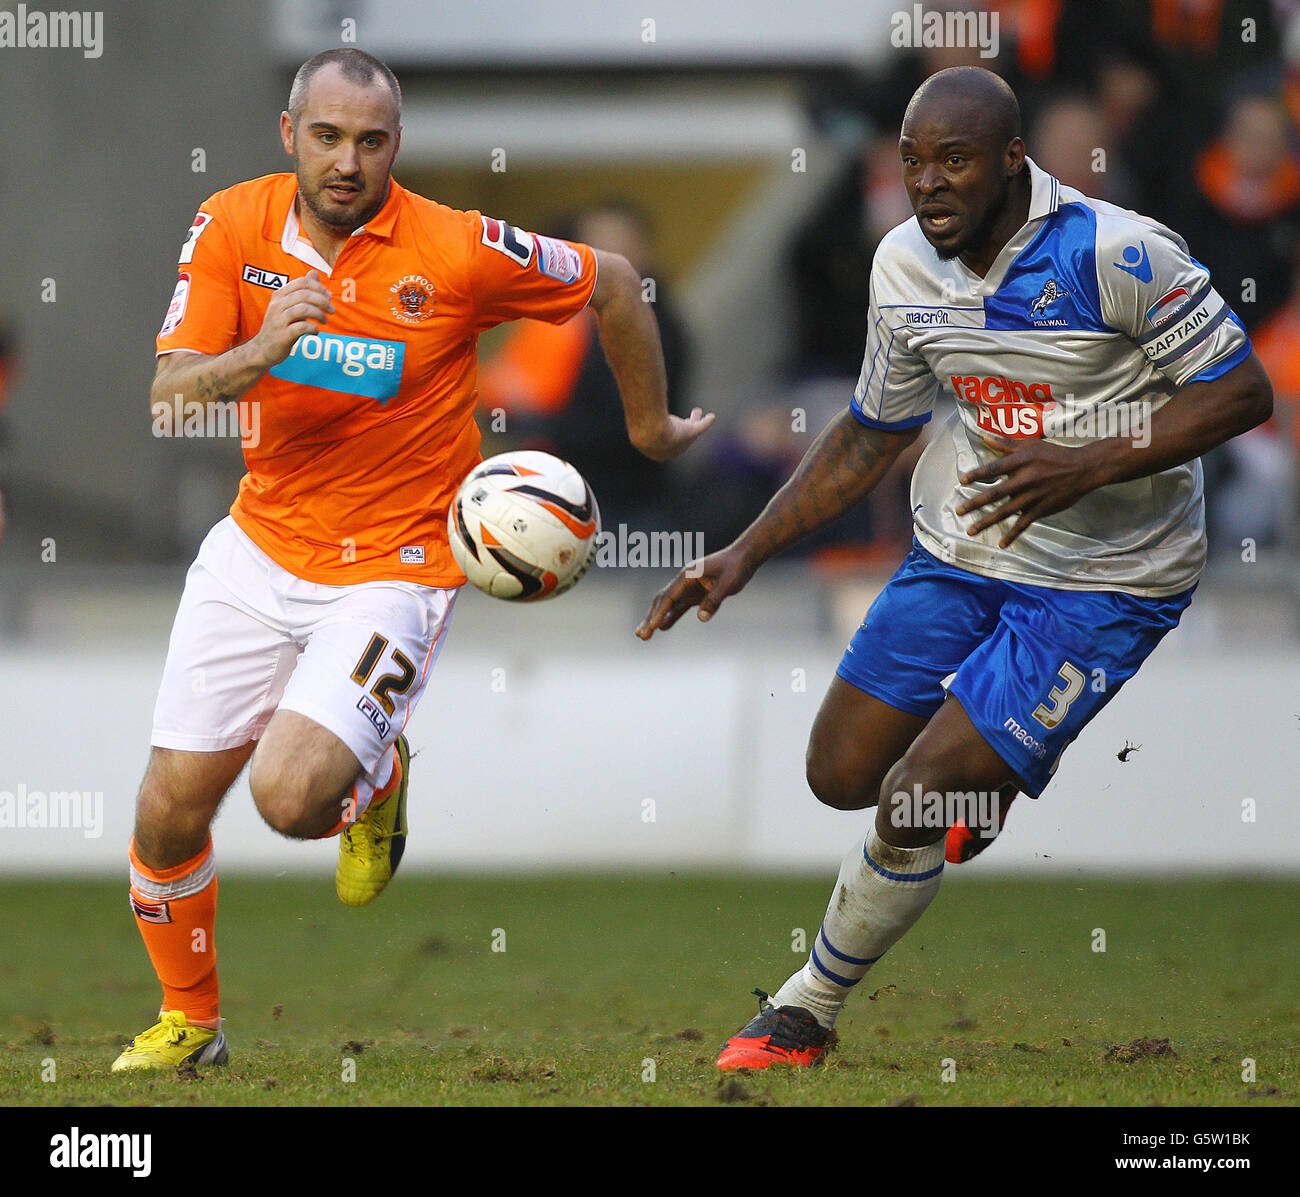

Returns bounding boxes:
[0,873,1295,1107]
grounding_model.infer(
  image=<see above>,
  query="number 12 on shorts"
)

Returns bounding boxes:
[1032,661,1085,730]
[351,633,416,716]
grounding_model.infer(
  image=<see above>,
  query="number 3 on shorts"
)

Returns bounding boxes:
[1032,661,1085,730]
[350,632,417,715]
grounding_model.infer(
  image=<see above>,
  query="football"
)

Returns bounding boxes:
[447,450,601,601]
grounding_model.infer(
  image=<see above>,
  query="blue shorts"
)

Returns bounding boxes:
[836,541,1195,796]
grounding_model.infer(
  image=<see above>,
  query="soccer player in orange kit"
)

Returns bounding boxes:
[113,48,713,1071]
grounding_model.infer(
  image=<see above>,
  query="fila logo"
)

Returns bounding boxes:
[243,264,288,290]
[356,695,391,738]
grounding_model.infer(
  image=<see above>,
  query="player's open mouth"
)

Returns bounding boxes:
[327,185,359,201]
[919,211,958,235]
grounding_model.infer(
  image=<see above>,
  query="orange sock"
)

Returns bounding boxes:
[374,743,403,806]
[315,742,403,839]
[128,836,220,1023]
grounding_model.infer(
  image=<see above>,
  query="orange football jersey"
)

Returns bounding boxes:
[156,173,597,585]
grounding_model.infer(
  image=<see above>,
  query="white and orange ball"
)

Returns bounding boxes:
[447,451,601,601]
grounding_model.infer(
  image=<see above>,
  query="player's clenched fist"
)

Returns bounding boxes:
[252,269,335,366]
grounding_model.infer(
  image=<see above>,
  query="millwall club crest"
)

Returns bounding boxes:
[389,274,436,324]
[1029,277,1069,323]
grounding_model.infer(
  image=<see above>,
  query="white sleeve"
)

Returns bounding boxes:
[1097,217,1251,387]
[849,264,941,429]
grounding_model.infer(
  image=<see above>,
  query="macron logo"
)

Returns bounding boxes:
[1113,242,1152,284]
[1003,716,1048,760]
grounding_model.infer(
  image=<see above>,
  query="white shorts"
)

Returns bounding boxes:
[151,517,457,783]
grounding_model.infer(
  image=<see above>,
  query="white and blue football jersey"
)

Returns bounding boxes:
[851,158,1251,596]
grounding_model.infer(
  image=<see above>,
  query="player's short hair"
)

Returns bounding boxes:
[288,49,401,127]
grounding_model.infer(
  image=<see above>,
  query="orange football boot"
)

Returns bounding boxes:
[716,989,832,1071]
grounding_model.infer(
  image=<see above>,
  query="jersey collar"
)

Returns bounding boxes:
[274,176,404,275]
[1024,156,1061,223]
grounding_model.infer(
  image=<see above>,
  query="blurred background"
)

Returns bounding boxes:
[1,0,1298,877]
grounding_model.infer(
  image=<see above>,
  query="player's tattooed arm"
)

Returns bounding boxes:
[638,410,919,637]
[150,271,335,422]
[588,249,714,461]
[151,342,272,426]
[737,410,916,565]
[957,352,1273,548]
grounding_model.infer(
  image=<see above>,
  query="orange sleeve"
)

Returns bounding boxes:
[155,199,241,356]
[465,212,597,332]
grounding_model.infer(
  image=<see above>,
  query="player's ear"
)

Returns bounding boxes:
[279,111,295,158]
[1005,136,1026,177]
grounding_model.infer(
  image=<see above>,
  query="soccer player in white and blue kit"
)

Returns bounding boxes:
[638,67,1273,1070]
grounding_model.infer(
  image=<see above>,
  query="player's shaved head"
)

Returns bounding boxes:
[288,49,401,128]
[903,66,1020,150]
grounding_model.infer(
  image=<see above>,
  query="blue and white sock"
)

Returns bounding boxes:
[771,828,945,1029]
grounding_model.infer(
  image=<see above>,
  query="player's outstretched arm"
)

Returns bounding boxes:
[957,352,1274,548]
[588,249,713,461]
[637,410,920,638]
[150,271,335,422]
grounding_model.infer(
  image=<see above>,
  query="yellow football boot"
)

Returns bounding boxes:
[111,1010,227,1072]
[336,734,410,907]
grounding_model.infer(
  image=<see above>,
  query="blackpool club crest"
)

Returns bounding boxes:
[389,273,436,324]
